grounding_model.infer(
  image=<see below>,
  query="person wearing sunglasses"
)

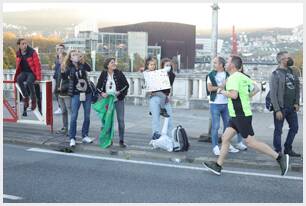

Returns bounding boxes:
[96,57,130,148]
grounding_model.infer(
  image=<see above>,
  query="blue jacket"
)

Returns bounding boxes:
[53,57,61,80]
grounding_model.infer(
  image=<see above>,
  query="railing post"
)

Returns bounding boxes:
[192,79,199,99]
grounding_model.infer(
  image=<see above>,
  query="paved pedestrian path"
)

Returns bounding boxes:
[3,102,303,173]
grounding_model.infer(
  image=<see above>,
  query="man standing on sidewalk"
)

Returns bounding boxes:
[203,55,289,176]
[53,44,65,115]
[14,38,41,110]
[206,56,242,156]
[270,51,300,157]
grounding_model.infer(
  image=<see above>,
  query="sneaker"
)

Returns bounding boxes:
[160,108,170,117]
[22,109,27,117]
[56,127,67,135]
[277,154,289,176]
[70,139,76,147]
[229,144,239,153]
[82,136,93,144]
[284,150,301,157]
[213,145,220,156]
[202,161,222,176]
[54,107,62,114]
[235,142,247,151]
[119,140,127,148]
[151,132,161,140]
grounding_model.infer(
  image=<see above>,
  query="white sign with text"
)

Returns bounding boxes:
[143,69,171,92]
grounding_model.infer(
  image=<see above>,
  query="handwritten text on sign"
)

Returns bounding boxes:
[143,70,171,92]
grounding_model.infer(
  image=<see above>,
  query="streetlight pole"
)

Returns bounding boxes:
[211,0,219,70]
[130,53,134,72]
[200,0,219,142]
[157,53,161,69]
[115,50,118,64]
[91,50,96,72]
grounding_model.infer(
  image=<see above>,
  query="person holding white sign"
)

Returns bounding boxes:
[141,57,171,117]
[141,57,176,140]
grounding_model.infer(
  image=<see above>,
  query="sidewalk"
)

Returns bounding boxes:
[3,102,303,173]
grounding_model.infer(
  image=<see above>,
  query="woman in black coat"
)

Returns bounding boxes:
[65,50,93,147]
[96,57,129,147]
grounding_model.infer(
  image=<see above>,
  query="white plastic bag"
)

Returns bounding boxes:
[149,135,174,152]
[149,118,174,152]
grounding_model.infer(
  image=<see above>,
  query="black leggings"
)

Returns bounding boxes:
[17,72,36,100]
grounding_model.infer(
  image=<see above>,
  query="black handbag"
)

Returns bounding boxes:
[59,78,69,93]
[88,80,100,103]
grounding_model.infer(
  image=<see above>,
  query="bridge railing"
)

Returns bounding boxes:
[3,69,303,109]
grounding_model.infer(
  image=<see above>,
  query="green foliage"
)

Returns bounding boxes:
[3,32,62,70]
[3,46,16,69]
[133,53,144,72]
[293,50,303,76]
[95,54,106,71]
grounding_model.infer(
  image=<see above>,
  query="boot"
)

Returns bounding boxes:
[31,97,37,110]
[23,97,29,110]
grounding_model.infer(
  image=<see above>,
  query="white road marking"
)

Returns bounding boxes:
[3,194,23,200]
[27,147,303,181]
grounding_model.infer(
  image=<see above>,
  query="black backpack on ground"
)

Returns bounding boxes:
[172,125,190,152]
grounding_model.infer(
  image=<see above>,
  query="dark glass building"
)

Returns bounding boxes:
[99,22,195,68]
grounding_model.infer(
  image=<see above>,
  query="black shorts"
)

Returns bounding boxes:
[228,116,254,138]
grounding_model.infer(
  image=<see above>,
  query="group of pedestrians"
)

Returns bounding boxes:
[13,38,301,177]
[203,54,301,176]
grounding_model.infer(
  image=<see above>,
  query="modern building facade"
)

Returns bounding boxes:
[97,32,128,59]
[63,37,86,52]
[99,22,196,68]
[127,32,148,60]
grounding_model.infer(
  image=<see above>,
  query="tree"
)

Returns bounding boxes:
[116,53,129,72]
[3,32,63,70]
[133,53,144,72]
[293,50,303,76]
[95,53,106,71]
[3,47,16,69]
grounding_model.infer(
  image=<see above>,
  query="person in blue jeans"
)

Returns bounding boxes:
[64,50,94,147]
[145,57,175,139]
[207,56,246,156]
[270,51,300,157]
[53,44,65,115]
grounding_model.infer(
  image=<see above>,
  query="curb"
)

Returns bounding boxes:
[4,137,303,173]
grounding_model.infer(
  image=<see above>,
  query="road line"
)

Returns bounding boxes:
[3,194,23,200]
[27,147,303,181]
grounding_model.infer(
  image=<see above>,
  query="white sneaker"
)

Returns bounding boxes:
[82,136,93,144]
[54,108,62,114]
[235,142,247,151]
[70,139,76,147]
[229,144,239,153]
[213,146,220,156]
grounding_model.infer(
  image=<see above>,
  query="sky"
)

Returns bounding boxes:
[3,2,303,29]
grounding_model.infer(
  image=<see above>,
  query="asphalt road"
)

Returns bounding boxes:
[4,143,303,203]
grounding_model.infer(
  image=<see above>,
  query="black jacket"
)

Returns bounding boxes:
[96,69,129,101]
[67,62,92,96]
[57,69,70,97]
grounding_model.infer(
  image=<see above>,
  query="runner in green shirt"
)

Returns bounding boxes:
[226,71,254,117]
[203,55,289,176]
